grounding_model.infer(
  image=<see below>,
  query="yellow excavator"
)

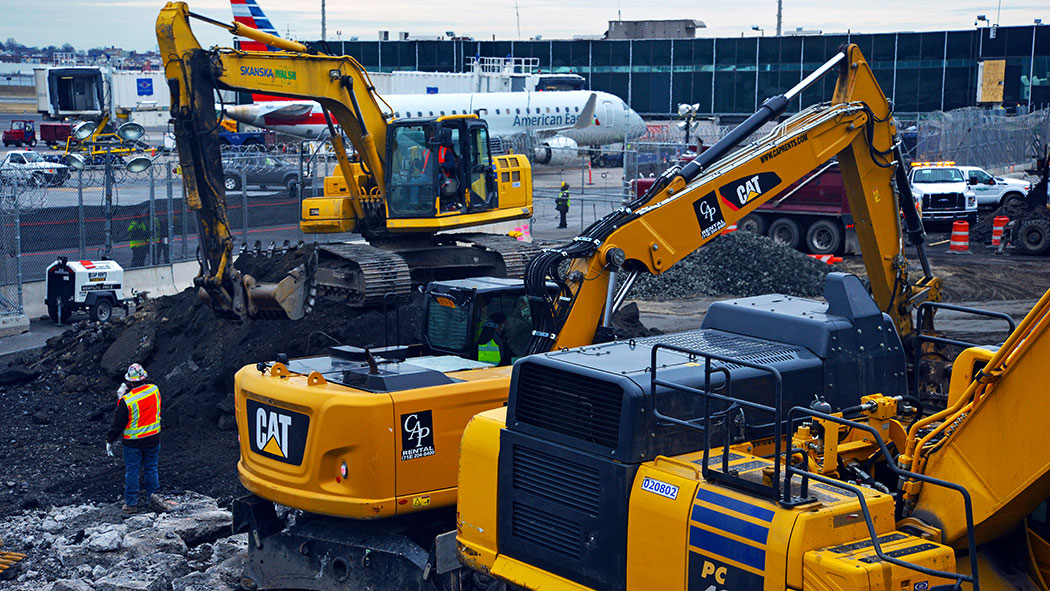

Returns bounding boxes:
[226,43,958,590]
[455,46,1050,590]
[157,2,537,319]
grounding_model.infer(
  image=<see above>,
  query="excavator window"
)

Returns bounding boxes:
[387,123,437,217]
[467,124,497,211]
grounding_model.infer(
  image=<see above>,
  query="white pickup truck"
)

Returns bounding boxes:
[956,165,1031,208]
[908,162,978,224]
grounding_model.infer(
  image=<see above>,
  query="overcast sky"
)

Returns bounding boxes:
[1,0,1046,52]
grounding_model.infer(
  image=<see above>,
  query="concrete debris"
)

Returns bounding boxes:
[0,492,244,591]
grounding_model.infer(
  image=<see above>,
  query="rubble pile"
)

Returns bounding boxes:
[0,492,245,591]
[630,231,836,300]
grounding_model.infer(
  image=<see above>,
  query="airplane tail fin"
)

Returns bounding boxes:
[230,0,294,101]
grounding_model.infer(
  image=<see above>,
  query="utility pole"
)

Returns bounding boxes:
[321,0,326,41]
[515,0,522,40]
[776,0,783,36]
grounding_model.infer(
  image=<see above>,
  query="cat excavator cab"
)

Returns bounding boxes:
[157,2,536,319]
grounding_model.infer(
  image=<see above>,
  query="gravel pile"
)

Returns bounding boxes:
[630,231,836,300]
[0,492,245,591]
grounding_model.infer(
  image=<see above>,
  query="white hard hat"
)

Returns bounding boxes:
[125,363,148,382]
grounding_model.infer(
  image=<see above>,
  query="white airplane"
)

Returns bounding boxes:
[224,0,645,165]
[225,91,645,165]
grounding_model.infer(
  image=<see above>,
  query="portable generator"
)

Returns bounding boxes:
[44,257,125,324]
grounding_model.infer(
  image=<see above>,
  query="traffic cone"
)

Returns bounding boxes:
[948,220,971,253]
[991,216,1009,247]
[807,254,843,265]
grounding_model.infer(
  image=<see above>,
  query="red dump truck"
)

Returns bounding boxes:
[631,160,859,255]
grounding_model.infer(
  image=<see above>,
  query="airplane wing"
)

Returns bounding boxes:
[533,92,597,138]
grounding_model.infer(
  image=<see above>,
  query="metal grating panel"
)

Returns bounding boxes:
[511,501,582,559]
[515,364,623,448]
[512,445,601,515]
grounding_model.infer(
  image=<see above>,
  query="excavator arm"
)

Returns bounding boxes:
[525,44,939,354]
[156,2,393,318]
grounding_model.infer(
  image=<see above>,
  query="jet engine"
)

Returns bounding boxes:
[533,136,580,166]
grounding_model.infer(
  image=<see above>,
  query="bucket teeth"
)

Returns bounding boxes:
[0,551,26,573]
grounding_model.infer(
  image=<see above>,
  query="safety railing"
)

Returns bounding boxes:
[913,301,1017,396]
[648,342,980,590]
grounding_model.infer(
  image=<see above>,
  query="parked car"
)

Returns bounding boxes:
[221,154,301,195]
[0,150,70,187]
[908,162,978,224]
[956,165,1031,208]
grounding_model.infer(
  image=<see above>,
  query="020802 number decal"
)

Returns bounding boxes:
[641,477,679,500]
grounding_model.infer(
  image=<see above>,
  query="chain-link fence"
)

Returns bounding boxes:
[0,144,327,293]
[912,107,1050,172]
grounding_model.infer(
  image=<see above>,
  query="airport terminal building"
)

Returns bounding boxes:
[324,25,1049,118]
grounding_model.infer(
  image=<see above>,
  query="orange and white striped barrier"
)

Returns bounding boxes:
[807,254,843,265]
[991,216,1009,247]
[949,220,970,253]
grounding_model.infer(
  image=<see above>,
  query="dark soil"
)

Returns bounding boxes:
[971,199,1050,244]
[233,244,316,283]
[0,288,424,516]
[630,231,836,300]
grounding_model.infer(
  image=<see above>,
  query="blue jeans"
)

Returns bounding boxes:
[122,443,160,507]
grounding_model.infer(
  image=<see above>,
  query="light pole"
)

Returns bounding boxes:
[776,0,782,36]
[752,25,764,37]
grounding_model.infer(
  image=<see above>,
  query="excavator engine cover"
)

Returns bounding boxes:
[497,273,907,591]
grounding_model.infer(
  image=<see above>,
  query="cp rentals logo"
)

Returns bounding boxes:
[400,410,436,461]
[240,65,298,84]
[246,399,308,465]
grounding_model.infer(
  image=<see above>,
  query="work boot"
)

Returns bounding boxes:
[121,504,140,515]
[148,494,173,513]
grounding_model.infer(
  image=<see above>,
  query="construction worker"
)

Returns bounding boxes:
[476,311,508,365]
[106,363,171,515]
[128,218,149,267]
[556,182,571,228]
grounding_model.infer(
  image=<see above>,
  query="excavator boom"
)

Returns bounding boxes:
[525,44,938,354]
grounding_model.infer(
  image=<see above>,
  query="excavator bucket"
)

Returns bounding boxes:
[238,245,318,321]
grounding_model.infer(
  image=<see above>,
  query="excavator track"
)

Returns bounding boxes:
[315,243,413,306]
[449,233,542,278]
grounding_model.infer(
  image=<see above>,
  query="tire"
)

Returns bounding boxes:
[768,217,802,250]
[90,298,114,322]
[224,175,241,191]
[1017,218,1050,255]
[1000,192,1025,207]
[805,219,843,255]
[27,138,36,147]
[47,304,72,324]
[286,177,299,197]
[738,214,768,235]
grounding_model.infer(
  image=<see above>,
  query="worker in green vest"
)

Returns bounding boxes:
[128,219,149,267]
[556,182,571,228]
[476,311,508,365]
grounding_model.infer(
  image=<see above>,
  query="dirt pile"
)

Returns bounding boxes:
[630,231,836,300]
[971,198,1050,244]
[0,287,424,515]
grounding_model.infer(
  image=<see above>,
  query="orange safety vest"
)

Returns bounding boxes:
[122,384,161,440]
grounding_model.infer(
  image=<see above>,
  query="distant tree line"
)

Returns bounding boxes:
[1,38,131,59]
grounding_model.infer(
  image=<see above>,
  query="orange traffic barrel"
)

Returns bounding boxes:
[991,216,1009,246]
[949,220,970,253]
